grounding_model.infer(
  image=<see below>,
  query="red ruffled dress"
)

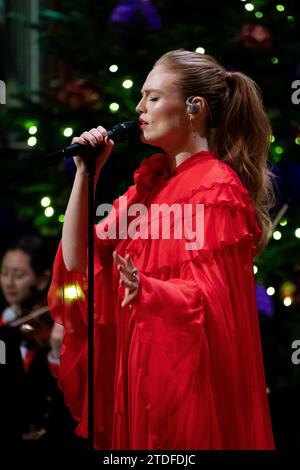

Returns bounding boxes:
[48,150,275,450]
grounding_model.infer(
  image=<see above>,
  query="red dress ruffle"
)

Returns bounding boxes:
[48,150,275,450]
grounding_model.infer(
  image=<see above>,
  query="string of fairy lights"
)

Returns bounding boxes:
[254,211,300,309]
[241,0,294,20]
[236,3,299,310]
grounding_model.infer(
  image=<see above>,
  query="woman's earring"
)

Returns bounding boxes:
[189,114,197,139]
[186,97,202,139]
[189,103,200,113]
[186,96,201,114]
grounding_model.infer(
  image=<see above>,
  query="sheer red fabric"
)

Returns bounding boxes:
[48,151,275,450]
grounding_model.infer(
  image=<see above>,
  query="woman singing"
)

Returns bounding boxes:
[48,49,275,450]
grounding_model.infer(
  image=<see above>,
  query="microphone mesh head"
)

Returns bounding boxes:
[108,121,140,143]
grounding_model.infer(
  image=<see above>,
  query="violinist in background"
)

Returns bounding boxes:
[0,235,75,448]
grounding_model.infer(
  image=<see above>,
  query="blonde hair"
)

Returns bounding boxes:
[155,49,276,255]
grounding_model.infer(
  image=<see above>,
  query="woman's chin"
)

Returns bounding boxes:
[140,132,161,147]
[5,293,20,304]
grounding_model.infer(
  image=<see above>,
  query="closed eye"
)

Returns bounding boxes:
[149,97,158,101]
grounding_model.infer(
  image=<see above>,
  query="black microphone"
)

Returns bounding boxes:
[45,121,140,163]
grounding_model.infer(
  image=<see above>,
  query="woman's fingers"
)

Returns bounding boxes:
[119,270,139,308]
[77,127,108,147]
[124,253,135,271]
[113,250,131,281]
[71,125,114,175]
[71,136,86,145]
[113,250,126,267]
[113,251,135,272]
[113,250,139,307]
[72,125,108,146]
[113,251,139,283]
[80,130,98,147]
[89,128,107,145]
[96,125,108,136]
[121,287,138,308]
[119,269,138,289]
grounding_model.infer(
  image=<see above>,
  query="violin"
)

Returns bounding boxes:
[10,304,53,348]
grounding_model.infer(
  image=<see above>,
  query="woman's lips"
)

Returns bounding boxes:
[4,292,18,299]
[139,120,149,129]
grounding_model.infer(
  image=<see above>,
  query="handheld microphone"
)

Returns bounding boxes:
[45,121,140,163]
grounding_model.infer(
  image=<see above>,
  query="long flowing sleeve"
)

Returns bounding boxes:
[47,183,138,448]
[123,180,274,449]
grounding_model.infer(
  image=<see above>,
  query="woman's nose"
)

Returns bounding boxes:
[6,273,15,286]
[135,98,145,114]
[135,103,141,114]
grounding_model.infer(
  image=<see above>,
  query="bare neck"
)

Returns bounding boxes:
[166,135,209,172]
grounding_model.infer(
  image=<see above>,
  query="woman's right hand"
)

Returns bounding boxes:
[72,125,114,175]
